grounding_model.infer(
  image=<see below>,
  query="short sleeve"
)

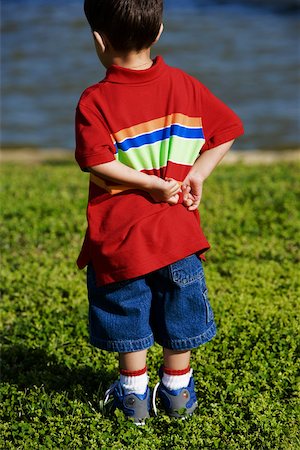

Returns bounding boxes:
[200,84,244,152]
[75,102,116,171]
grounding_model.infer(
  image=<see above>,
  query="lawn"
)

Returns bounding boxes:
[1,159,299,449]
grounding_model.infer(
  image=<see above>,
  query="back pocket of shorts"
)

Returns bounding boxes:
[170,254,204,286]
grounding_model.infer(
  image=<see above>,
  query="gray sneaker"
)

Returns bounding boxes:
[152,368,198,418]
[103,381,150,425]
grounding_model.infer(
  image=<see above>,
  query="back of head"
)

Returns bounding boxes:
[84,0,163,52]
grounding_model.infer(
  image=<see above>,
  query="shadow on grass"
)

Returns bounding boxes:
[1,344,115,400]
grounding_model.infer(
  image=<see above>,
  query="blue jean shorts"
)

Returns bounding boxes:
[87,254,216,353]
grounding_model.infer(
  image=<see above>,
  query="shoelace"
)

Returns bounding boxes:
[152,382,160,416]
[103,381,118,406]
[152,368,194,416]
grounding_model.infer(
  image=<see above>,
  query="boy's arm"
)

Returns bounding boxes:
[182,140,234,211]
[89,160,181,204]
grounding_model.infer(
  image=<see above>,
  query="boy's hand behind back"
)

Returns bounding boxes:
[181,140,235,211]
[182,177,203,211]
[89,160,180,205]
[148,176,181,205]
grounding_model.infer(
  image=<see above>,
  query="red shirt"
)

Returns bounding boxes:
[75,56,243,285]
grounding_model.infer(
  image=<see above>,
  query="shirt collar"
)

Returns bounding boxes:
[104,56,166,84]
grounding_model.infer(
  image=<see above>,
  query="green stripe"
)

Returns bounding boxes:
[116,136,205,171]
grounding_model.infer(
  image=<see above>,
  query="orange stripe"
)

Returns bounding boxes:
[90,173,131,194]
[114,114,202,143]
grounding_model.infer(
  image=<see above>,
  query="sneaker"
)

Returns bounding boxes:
[103,381,150,425]
[152,367,198,418]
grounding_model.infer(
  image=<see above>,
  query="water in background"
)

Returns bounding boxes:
[2,0,300,150]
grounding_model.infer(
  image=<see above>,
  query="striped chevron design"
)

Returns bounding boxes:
[111,113,205,172]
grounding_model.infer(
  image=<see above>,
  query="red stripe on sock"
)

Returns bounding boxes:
[163,365,190,376]
[120,366,147,377]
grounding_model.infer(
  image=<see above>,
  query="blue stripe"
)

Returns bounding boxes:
[117,125,204,152]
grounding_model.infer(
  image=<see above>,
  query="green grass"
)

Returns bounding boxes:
[1,160,299,449]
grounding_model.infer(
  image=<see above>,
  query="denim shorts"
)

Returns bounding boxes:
[87,254,216,352]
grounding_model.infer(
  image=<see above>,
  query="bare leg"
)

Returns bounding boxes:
[163,348,191,369]
[119,349,147,371]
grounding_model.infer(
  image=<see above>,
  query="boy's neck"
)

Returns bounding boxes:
[104,48,153,71]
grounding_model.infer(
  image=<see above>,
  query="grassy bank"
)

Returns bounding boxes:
[1,160,299,449]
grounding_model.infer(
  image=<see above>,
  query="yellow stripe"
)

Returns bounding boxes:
[116,136,204,171]
[114,114,202,143]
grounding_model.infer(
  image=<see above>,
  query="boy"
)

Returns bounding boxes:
[75,0,243,425]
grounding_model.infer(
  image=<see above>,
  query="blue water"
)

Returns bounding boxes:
[2,0,300,150]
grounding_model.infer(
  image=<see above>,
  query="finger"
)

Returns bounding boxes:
[183,198,193,207]
[183,192,193,204]
[167,194,179,205]
[165,178,182,189]
[181,185,191,197]
[189,183,203,198]
[169,185,182,195]
[182,184,191,193]
[183,192,193,201]
[167,181,181,192]
[188,201,200,211]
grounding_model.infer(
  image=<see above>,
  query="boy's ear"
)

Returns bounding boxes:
[93,31,106,53]
[154,23,164,44]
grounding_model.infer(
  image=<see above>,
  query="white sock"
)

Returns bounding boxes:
[120,367,148,395]
[162,367,192,391]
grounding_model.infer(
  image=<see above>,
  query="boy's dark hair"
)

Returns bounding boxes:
[84,0,163,52]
